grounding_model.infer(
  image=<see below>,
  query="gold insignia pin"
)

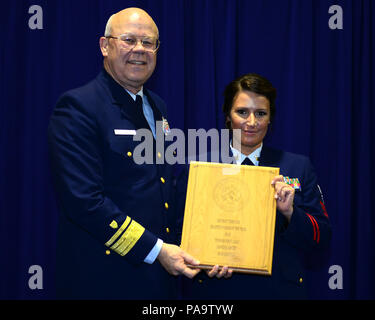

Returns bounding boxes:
[109,220,118,229]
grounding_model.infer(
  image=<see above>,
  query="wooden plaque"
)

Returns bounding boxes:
[180,161,279,275]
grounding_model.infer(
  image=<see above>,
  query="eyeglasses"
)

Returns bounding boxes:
[106,34,160,53]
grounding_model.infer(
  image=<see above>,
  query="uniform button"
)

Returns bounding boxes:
[105,250,111,255]
[198,279,203,284]
[127,151,132,157]
[160,177,165,184]
[164,202,169,209]
[157,152,162,159]
[166,227,170,233]
[299,277,303,283]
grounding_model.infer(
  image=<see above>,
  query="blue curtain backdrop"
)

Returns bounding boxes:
[1,0,374,299]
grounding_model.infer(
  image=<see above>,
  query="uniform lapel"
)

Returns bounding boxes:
[258,146,281,168]
[98,69,158,131]
[99,68,134,106]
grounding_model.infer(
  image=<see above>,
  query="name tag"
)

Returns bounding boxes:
[114,129,136,136]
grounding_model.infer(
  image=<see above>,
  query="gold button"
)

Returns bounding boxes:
[157,152,161,158]
[164,202,169,209]
[160,177,165,184]
[105,250,111,255]
[198,279,203,283]
[299,277,303,283]
[127,151,132,157]
[166,227,170,233]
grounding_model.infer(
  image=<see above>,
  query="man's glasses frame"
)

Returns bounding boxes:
[106,34,160,53]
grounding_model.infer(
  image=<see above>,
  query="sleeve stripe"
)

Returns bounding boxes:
[105,216,131,247]
[306,213,320,244]
[320,200,329,218]
[306,213,316,241]
[313,216,320,244]
[110,220,145,256]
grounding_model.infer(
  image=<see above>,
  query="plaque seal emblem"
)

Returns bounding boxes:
[213,177,248,212]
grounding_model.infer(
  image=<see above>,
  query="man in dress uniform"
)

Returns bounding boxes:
[48,7,200,299]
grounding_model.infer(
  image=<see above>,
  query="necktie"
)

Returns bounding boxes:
[132,95,150,129]
[241,157,254,166]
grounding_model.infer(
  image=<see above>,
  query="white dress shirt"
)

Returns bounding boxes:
[230,143,263,166]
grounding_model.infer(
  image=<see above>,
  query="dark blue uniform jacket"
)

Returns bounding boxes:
[176,146,331,299]
[48,69,177,299]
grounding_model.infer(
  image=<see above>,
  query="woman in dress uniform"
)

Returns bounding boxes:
[176,73,331,299]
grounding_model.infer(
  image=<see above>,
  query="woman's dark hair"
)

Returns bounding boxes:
[222,73,277,128]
